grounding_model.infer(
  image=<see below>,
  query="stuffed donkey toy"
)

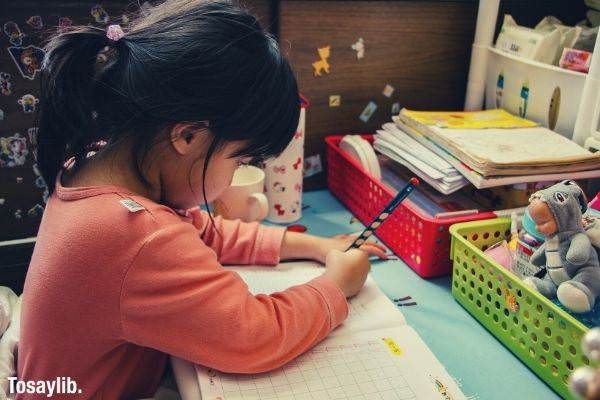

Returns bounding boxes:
[524,180,600,313]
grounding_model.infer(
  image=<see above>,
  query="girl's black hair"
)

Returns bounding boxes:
[37,0,300,199]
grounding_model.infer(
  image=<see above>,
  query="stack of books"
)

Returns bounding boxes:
[374,123,468,194]
[379,109,600,189]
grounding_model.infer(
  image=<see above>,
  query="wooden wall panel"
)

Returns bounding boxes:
[280,1,479,189]
[279,0,589,190]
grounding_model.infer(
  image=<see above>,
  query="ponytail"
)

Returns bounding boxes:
[37,26,116,193]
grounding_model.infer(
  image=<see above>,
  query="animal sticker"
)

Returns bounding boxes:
[18,94,39,113]
[26,16,44,30]
[312,46,331,77]
[91,4,110,23]
[3,22,25,46]
[273,204,285,216]
[0,133,29,168]
[58,17,73,33]
[273,165,286,174]
[0,72,12,96]
[351,38,365,60]
[272,182,285,193]
[8,46,45,80]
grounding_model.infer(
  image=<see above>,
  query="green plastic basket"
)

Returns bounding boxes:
[450,218,591,399]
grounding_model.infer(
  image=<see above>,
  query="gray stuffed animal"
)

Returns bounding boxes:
[523,180,600,313]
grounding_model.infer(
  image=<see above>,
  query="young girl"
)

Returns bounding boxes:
[18,1,387,398]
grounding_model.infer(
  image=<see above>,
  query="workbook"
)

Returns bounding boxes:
[374,122,468,195]
[393,116,600,188]
[195,262,466,400]
[398,108,600,177]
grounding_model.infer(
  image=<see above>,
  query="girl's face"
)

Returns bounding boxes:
[155,125,251,210]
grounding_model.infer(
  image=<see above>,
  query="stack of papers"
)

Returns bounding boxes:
[374,123,469,195]
[393,109,600,189]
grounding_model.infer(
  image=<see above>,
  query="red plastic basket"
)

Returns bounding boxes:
[326,135,496,277]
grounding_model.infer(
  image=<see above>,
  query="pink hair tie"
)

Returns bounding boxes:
[106,24,125,42]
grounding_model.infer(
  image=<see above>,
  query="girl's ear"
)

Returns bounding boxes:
[169,122,209,155]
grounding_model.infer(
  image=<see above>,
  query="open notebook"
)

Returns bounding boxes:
[190,262,466,400]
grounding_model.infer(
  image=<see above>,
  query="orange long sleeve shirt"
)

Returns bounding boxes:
[17,180,348,399]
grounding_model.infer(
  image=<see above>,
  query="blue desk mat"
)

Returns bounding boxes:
[272,190,560,400]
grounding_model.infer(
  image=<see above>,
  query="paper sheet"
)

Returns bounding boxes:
[196,325,466,400]
[226,262,406,336]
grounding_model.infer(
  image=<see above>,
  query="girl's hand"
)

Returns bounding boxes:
[280,231,389,264]
[324,249,371,298]
[313,233,388,264]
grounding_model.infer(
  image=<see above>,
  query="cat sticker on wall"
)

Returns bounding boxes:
[8,45,45,80]
[0,133,29,168]
[26,16,44,30]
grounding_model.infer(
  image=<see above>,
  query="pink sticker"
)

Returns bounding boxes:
[293,157,302,170]
[274,204,285,216]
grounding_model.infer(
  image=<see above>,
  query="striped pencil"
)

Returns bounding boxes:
[346,177,420,251]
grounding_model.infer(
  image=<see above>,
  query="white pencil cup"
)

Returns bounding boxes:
[264,96,309,223]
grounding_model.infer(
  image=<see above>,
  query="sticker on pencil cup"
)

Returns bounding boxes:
[382,337,402,356]
[382,84,395,98]
[329,95,341,107]
[359,101,377,123]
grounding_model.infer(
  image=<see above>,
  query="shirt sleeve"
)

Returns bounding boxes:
[120,221,348,374]
[186,208,286,265]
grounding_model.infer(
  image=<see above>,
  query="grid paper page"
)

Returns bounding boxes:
[196,326,465,400]
[226,262,406,336]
